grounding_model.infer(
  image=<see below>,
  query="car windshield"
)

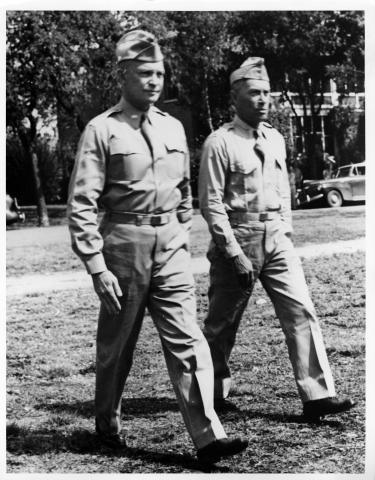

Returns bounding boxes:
[335,167,352,178]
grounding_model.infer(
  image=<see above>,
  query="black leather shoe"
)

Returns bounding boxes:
[96,421,127,450]
[197,437,248,464]
[97,431,127,449]
[303,397,356,421]
[214,398,238,412]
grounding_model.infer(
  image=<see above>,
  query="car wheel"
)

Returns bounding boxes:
[326,189,343,207]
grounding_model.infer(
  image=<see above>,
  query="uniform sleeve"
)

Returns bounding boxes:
[198,134,243,258]
[67,123,108,274]
[177,126,194,229]
[277,134,293,234]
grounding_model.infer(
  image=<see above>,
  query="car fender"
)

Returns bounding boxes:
[322,182,350,201]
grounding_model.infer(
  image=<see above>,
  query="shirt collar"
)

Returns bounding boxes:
[107,97,154,128]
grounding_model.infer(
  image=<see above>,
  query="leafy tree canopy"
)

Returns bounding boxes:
[6,11,132,133]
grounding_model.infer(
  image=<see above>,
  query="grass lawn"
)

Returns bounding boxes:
[6,206,365,277]
[6,251,365,473]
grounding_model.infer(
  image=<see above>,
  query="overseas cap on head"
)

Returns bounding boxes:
[116,29,164,63]
[230,57,269,85]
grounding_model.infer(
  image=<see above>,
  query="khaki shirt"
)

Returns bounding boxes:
[199,115,292,258]
[67,97,192,274]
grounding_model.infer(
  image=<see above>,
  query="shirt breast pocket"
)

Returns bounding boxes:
[108,137,151,181]
[229,158,259,194]
[164,139,186,179]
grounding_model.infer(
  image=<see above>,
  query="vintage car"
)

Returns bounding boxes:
[6,194,26,225]
[297,162,366,208]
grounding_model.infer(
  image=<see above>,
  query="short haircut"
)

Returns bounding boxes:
[231,79,246,96]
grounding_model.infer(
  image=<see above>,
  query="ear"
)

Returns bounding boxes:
[230,86,238,106]
[115,64,127,90]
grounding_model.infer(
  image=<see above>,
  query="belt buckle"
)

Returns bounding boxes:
[135,215,143,226]
[151,215,163,226]
[259,212,268,221]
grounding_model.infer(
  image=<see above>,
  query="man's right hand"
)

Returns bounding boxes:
[92,270,123,315]
[232,253,254,290]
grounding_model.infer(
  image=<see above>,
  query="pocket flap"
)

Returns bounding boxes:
[109,137,140,155]
[230,160,258,175]
[164,137,186,153]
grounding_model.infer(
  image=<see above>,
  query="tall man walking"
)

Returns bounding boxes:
[198,57,355,421]
[67,30,247,462]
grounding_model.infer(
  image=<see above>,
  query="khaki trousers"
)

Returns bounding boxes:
[203,218,336,403]
[95,214,226,449]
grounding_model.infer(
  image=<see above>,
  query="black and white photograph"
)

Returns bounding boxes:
[4,3,374,477]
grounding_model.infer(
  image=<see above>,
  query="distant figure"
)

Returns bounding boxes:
[288,153,305,208]
[6,194,25,225]
[294,153,304,189]
[287,165,297,209]
[323,154,336,179]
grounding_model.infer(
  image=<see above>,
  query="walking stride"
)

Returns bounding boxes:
[198,57,356,421]
[67,30,247,463]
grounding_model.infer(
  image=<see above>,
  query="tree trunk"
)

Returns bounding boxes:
[31,148,50,227]
[203,72,214,133]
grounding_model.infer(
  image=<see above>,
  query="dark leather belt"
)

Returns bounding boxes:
[228,210,280,222]
[108,210,176,226]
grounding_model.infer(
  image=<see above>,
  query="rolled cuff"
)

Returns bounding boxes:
[84,253,107,275]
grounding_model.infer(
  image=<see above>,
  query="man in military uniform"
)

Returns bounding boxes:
[198,57,355,421]
[67,30,247,463]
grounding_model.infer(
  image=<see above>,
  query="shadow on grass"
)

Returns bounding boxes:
[6,425,230,473]
[224,390,349,429]
[36,396,180,419]
[119,445,231,473]
[35,395,348,432]
[34,399,94,418]
[223,407,347,430]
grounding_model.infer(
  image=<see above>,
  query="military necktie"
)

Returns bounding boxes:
[253,129,265,163]
[140,113,155,157]
[254,128,280,210]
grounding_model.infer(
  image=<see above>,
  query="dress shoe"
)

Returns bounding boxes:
[303,397,356,421]
[214,398,238,412]
[197,437,248,464]
[96,421,127,450]
[97,431,127,449]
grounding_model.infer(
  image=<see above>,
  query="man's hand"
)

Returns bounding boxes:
[232,253,254,289]
[92,270,123,315]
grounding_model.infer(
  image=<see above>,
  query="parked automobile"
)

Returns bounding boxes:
[6,194,26,225]
[297,162,365,208]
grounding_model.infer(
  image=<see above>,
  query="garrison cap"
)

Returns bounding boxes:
[230,57,270,85]
[116,30,164,63]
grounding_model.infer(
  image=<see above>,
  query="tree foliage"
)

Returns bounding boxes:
[328,105,365,166]
[232,11,364,103]
[6,11,129,133]
[6,10,365,211]
[129,11,236,138]
[6,11,132,222]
